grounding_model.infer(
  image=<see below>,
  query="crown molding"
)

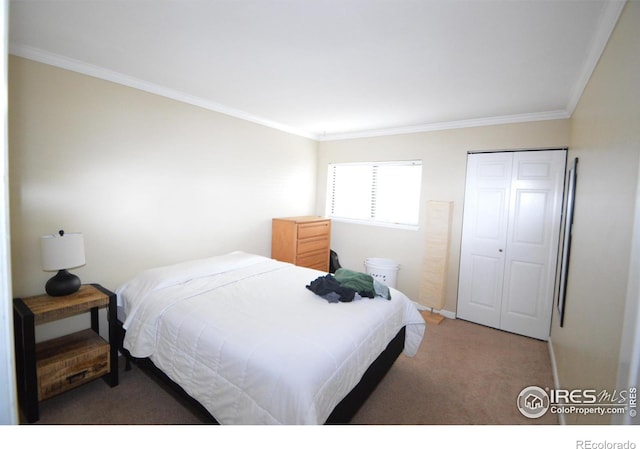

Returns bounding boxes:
[318,110,571,141]
[3,44,580,144]
[565,0,626,115]
[9,44,320,141]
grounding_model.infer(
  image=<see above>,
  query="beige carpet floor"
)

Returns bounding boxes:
[350,317,557,424]
[30,317,557,425]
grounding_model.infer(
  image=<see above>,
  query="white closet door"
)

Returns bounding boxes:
[457,150,566,340]
[457,152,513,328]
[500,151,566,340]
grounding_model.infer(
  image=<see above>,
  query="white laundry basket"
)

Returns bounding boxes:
[364,258,400,288]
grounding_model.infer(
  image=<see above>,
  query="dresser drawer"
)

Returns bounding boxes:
[297,221,330,239]
[296,249,329,271]
[296,236,330,255]
[305,260,330,271]
[36,329,110,401]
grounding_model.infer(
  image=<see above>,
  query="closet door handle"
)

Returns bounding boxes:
[498,249,503,253]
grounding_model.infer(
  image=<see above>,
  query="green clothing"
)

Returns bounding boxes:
[334,268,391,300]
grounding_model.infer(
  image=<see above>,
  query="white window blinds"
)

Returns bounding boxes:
[326,161,422,227]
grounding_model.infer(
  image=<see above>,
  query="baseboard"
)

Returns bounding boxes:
[413,302,457,321]
[547,337,566,425]
[439,309,457,320]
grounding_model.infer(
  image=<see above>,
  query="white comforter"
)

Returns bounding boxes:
[117,251,425,424]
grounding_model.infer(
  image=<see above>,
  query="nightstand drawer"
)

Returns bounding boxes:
[36,329,110,401]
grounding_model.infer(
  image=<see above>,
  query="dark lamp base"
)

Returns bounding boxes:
[45,269,81,297]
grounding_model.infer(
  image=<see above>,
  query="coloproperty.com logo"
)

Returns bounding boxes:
[517,385,637,419]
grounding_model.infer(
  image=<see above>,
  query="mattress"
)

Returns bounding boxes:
[117,251,425,424]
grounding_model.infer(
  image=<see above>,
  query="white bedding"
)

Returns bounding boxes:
[117,251,426,424]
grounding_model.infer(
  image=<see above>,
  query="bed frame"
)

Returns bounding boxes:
[115,319,405,424]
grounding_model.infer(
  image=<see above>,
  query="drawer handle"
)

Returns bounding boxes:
[66,370,88,383]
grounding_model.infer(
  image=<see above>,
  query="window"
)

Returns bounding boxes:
[326,160,422,228]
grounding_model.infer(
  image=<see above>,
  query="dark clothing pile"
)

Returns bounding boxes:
[305,274,355,303]
[306,268,391,303]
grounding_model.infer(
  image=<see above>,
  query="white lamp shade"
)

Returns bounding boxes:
[40,232,86,271]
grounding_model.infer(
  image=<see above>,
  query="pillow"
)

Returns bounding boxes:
[116,251,268,312]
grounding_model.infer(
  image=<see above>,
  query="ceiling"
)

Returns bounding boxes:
[8,0,626,141]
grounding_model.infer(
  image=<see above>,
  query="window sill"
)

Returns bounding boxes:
[329,217,419,231]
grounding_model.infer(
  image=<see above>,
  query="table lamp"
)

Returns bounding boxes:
[40,230,86,296]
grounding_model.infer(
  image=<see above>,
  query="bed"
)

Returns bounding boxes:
[115,251,426,424]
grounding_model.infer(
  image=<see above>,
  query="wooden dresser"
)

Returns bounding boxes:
[272,216,331,271]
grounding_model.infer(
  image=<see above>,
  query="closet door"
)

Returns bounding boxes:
[500,151,566,340]
[457,150,566,340]
[457,152,513,329]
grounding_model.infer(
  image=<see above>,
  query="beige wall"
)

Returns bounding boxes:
[8,56,318,338]
[549,1,640,425]
[317,120,570,311]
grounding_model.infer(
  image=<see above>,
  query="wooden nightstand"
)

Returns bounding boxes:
[13,284,119,423]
